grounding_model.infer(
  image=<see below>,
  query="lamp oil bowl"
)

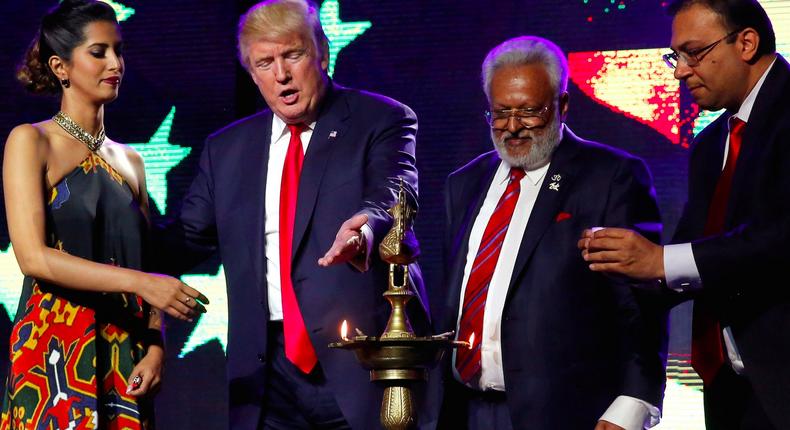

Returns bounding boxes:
[329,181,467,430]
[330,265,467,430]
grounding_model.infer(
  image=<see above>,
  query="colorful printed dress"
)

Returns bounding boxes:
[1,153,154,429]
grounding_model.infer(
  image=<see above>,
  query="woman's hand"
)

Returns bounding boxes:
[137,274,209,321]
[126,345,164,397]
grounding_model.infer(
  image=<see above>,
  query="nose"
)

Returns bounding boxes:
[273,59,290,84]
[673,61,692,81]
[108,50,123,73]
[505,115,523,134]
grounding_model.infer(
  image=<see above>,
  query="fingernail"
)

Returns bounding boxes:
[126,386,132,394]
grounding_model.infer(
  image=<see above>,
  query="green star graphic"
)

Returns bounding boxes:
[178,266,228,357]
[101,0,135,22]
[128,106,191,214]
[0,245,24,320]
[320,0,372,76]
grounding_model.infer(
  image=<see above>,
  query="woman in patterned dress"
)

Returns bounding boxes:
[1,1,208,428]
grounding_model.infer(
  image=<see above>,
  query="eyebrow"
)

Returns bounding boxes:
[87,42,123,49]
[283,47,306,55]
[493,101,544,108]
[493,106,543,111]
[673,39,704,52]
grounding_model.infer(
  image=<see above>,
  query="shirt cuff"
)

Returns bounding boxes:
[663,243,702,292]
[722,327,745,374]
[599,395,661,430]
[348,224,373,272]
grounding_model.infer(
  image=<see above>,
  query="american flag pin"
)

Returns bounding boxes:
[329,130,338,138]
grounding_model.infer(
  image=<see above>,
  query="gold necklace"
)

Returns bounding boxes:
[52,111,105,152]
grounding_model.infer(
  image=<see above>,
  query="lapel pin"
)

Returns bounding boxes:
[548,173,561,191]
[329,130,338,138]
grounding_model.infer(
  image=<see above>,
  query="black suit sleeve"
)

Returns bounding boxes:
[150,137,219,275]
[357,103,419,244]
[691,146,790,298]
[602,156,669,408]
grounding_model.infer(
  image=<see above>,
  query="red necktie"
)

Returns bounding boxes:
[456,167,526,383]
[280,123,317,373]
[691,116,746,386]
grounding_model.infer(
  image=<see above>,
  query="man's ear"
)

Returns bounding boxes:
[320,39,330,72]
[738,27,761,63]
[559,91,569,122]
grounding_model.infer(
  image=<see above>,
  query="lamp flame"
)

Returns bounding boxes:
[468,332,475,349]
[341,320,349,341]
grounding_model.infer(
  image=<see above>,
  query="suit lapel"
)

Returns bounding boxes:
[445,154,500,326]
[702,119,729,210]
[727,56,790,225]
[292,84,350,257]
[505,126,580,300]
[243,112,273,300]
[679,114,728,240]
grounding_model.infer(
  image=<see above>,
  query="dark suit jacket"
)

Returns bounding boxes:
[437,127,668,428]
[672,55,790,427]
[167,83,432,429]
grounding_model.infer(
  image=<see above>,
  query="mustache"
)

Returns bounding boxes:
[497,129,533,142]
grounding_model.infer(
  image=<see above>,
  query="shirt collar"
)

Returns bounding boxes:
[271,114,316,142]
[734,56,777,123]
[497,158,550,186]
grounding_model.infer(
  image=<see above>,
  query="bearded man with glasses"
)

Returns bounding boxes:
[580,1,790,428]
[435,35,666,430]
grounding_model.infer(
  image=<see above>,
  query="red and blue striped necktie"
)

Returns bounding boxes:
[456,167,526,383]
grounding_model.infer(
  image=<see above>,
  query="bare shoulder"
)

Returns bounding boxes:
[5,122,51,160]
[104,139,143,165]
[7,123,46,147]
[99,139,146,195]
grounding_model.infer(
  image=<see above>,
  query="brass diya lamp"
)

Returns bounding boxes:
[330,181,468,430]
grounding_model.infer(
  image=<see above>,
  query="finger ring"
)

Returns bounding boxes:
[185,297,192,304]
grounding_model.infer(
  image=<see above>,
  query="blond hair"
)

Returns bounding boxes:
[237,0,329,70]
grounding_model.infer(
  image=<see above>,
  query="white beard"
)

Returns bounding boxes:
[491,117,563,170]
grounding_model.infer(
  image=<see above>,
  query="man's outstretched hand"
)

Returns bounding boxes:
[318,213,368,267]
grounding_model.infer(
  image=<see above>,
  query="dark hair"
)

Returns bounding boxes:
[667,0,776,58]
[17,0,119,95]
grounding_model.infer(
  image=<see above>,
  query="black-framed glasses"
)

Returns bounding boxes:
[662,29,741,69]
[484,105,551,130]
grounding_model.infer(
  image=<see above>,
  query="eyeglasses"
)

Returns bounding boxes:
[662,29,741,69]
[484,105,551,130]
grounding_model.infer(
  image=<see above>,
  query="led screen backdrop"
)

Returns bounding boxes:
[2,1,788,428]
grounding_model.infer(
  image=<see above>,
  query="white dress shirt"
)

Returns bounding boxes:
[454,153,658,429]
[664,57,777,374]
[265,115,372,321]
[265,115,316,321]
[452,160,549,390]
